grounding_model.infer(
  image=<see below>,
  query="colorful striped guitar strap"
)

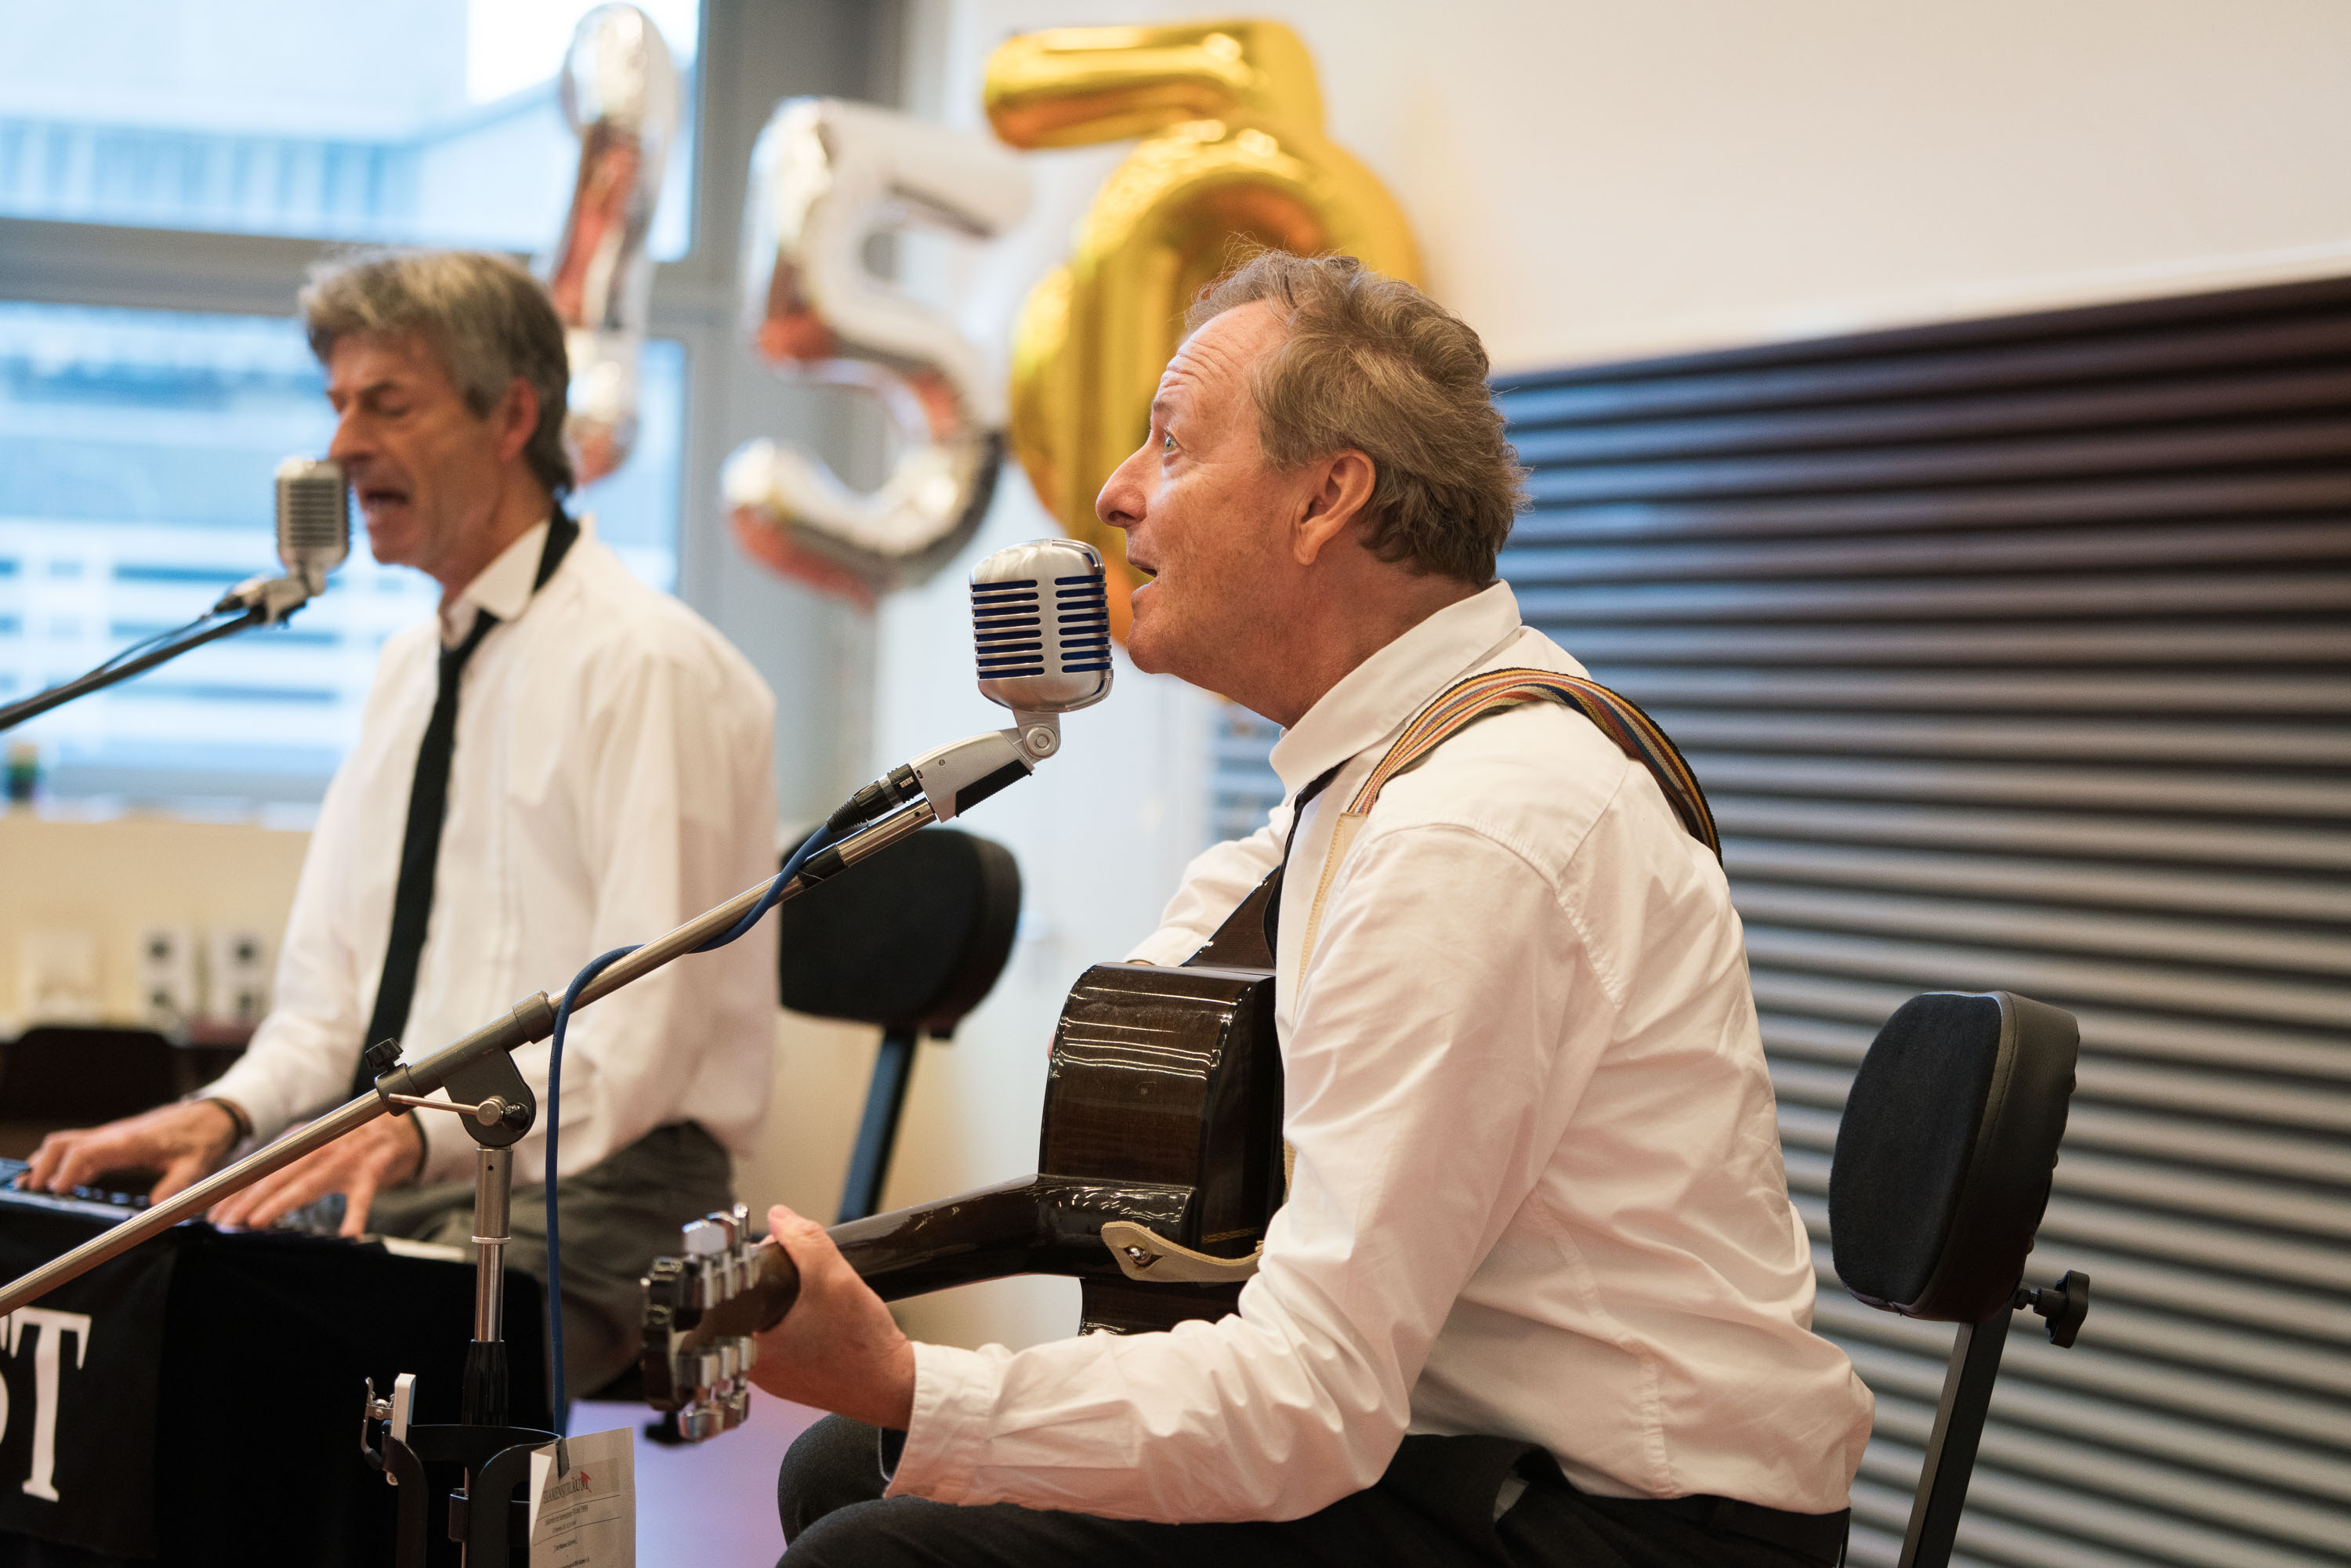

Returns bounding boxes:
[1295,667,1719,969]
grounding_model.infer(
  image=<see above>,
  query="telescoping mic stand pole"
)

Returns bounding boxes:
[359,1044,552,1567]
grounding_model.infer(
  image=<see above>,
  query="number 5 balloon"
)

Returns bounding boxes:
[724,98,1031,606]
[987,20,1421,639]
[544,2,680,487]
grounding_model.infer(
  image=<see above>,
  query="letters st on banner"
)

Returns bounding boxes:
[0,1211,174,1559]
[0,1213,545,1559]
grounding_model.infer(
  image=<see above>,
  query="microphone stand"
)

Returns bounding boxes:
[0,545,331,735]
[0,605,277,733]
[0,795,939,1567]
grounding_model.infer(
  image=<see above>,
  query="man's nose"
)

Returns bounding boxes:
[1096,444,1149,532]
[326,411,368,469]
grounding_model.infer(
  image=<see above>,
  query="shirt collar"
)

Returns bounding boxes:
[437,516,555,647]
[1267,580,1526,795]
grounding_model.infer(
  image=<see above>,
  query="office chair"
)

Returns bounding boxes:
[777,826,1021,1221]
[1831,989,2092,1568]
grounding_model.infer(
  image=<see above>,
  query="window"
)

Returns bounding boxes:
[0,0,703,816]
[0,0,700,259]
[1208,703,1282,846]
[0,302,684,811]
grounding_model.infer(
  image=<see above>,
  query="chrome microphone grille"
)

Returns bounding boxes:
[972,577,1045,679]
[274,458,350,581]
[1054,570,1112,675]
[970,539,1113,715]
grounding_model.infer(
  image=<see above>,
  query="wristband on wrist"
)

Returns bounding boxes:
[201,1095,253,1145]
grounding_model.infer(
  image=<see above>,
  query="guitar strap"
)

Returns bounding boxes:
[1293,666,1720,972]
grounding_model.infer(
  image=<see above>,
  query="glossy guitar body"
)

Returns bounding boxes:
[1049,958,1283,1331]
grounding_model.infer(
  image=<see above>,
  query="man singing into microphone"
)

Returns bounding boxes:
[24,250,779,1398]
[747,251,1873,1566]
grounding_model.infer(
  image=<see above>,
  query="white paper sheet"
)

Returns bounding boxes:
[527,1428,636,1568]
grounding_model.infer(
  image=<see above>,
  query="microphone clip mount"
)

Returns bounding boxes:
[216,568,322,626]
[828,711,1061,836]
[1009,710,1060,762]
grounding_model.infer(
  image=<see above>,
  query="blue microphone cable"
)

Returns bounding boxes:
[542,818,841,1435]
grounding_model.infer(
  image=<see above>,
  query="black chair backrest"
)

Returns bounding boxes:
[1831,990,2080,1324]
[775,827,1020,1037]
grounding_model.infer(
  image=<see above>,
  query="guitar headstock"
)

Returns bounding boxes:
[639,1204,799,1440]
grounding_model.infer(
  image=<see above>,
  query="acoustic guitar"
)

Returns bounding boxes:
[641,879,1284,1437]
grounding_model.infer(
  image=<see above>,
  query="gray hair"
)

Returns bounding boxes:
[1187,251,1525,585]
[299,249,574,499]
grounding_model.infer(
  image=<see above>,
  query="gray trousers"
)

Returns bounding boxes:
[777,1416,1849,1567]
[369,1121,734,1398]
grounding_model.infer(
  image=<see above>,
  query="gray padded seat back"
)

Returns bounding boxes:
[1831,990,2080,1323]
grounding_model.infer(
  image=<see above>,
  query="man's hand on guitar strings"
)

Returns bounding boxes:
[748,1204,917,1431]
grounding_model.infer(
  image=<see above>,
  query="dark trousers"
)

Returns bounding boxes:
[776,1414,1847,1568]
[368,1121,733,1397]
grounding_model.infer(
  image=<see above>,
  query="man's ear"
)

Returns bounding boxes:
[495,377,541,468]
[1291,449,1376,565]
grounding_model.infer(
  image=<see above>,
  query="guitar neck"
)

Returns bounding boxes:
[668,1171,1201,1345]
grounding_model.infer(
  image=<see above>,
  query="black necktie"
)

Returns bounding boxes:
[351,516,577,1095]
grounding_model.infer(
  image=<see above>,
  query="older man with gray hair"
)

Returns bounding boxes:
[749,251,1873,1566]
[25,250,779,1399]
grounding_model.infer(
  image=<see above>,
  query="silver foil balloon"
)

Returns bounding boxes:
[723,97,1031,605]
[543,3,679,486]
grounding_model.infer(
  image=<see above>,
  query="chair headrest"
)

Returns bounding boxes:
[1831,990,2079,1324]
[774,827,1021,1036]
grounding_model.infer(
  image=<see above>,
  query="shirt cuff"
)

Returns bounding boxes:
[884,1339,1013,1504]
[200,1058,301,1147]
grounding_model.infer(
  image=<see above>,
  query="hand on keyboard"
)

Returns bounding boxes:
[20,1100,243,1204]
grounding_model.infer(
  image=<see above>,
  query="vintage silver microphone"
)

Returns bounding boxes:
[972,536,1114,725]
[828,538,1113,832]
[1,458,353,732]
[219,458,350,622]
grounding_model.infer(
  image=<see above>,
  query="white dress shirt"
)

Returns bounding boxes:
[893,582,1873,1520]
[209,518,779,1186]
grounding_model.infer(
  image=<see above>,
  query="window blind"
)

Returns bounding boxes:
[1491,276,2351,1567]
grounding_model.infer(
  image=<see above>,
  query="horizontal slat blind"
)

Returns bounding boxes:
[1493,276,2351,1567]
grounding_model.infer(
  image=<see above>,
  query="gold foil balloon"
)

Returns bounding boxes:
[725,98,1031,606]
[544,3,680,487]
[987,20,1421,639]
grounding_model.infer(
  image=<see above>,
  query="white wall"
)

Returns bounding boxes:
[0,813,307,1030]
[926,0,2351,372]
[750,0,2351,1353]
